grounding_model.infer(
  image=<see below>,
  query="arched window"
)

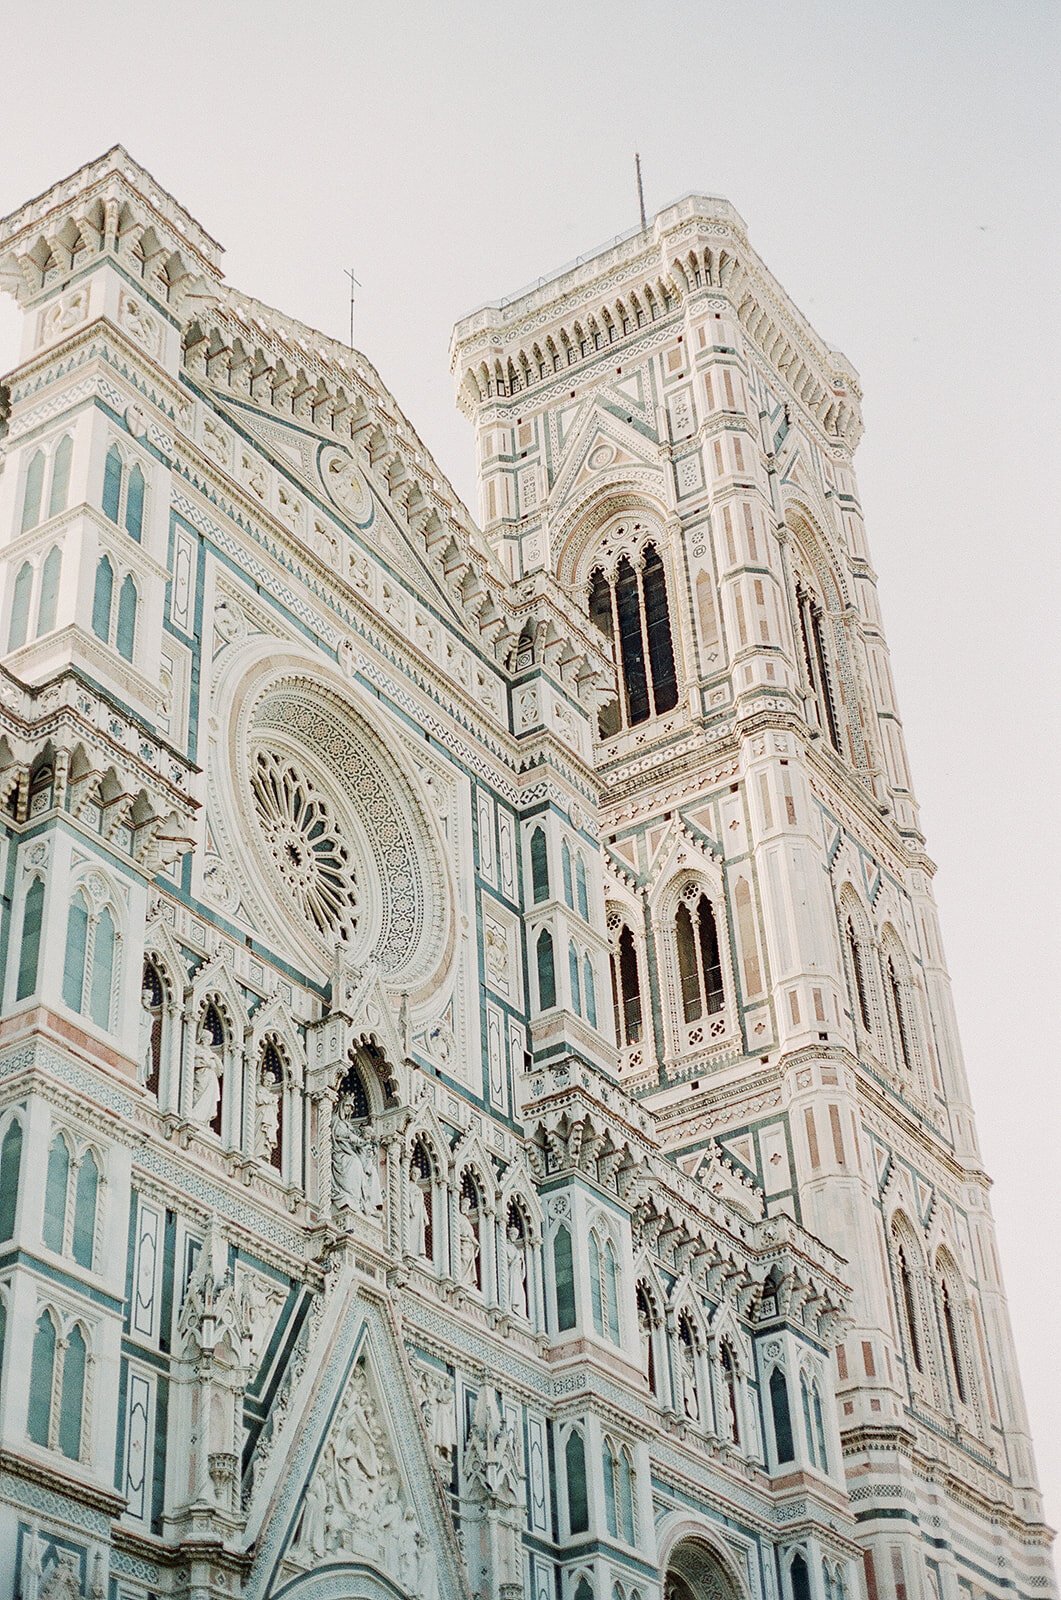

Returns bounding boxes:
[789,1554,812,1600]
[769,1366,794,1463]
[125,463,145,541]
[36,546,61,636]
[89,904,115,1028]
[678,1316,699,1419]
[102,445,123,524]
[21,450,45,533]
[71,1150,98,1269]
[116,574,137,660]
[588,541,678,734]
[530,826,549,902]
[553,1225,575,1330]
[565,1429,588,1533]
[796,581,840,751]
[675,893,724,1022]
[17,877,44,1000]
[800,1372,816,1465]
[720,1342,740,1443]
[199,1003,227,1137]
[58,1322,86,1459]
[896,1240,923,1373]
[575,854,589,919]
[536,929,556,1010]
[602,1437,618,1536]
[886,956,913,1069]
[846,918,872,1031]
[562,840,574,908]
[568,941,581,1015]
[0,1118,23,1240]
[92,556,114,642]
[28,1309,57,1446]
[458,1171,482,1292]
[583,955,597,1029]
[63,891,117,1030]
[48,435,72,519]
[617,1448,635,1543]
[812,1381,828,1469]
[8,561,33,650]
[43,1134,71,1253]
[941,1278,968,1405]
[611,925,642,1046]
[603,1239,620,1342]
[589,1232,604,1336]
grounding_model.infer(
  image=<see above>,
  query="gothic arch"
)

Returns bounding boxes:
[554,487,672,593]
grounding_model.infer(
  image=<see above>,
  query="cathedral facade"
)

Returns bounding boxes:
[0,149,1050,1600]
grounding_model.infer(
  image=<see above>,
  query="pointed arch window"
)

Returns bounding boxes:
[63,890,117,1030]
[17,876,45,1000]
[846,918,872,1031]
[43,1134,71,1253]
[21,450,46,533]
[258,1041,285,1173]
[71,1150,99,1269]
[0,1117,23,1241]
[675,893,724,1022]
[562,840,574,908]
[116,574,138,660]
[812,1381,828,1469]
[48,435,72,519]
[530,826,549,903]
[8,561,33,650]
[602,1437,618,1536]
[92,556,114,642]
[37,546,62,636]
[565,1429,588,1533]
[769,1366,794,1463]
[553,1224,576,1330]
[102,445,145,541]
[575,853,589,919]
[896,1242,923,1373]
[789,1555,812,1600]
[583,955,597,1029]
[536,929,556,1010]
[941,1278,968,1405]
[800,1372,817,1465]
[588,541,678,735]
[58,1323,86,1458]
[611,924,643,1046]
[617,1447,635,1543]
[796,581,840,751]
[28,1309,56,1446]
[886,956,913,1069]
[568,940,581,1015]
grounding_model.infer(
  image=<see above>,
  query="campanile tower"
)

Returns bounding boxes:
[451,196,1053,1600]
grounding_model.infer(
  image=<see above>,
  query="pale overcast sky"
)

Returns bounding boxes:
[1,0,1057,1527]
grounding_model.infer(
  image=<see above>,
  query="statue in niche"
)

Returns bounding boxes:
[254,1070,282,1163]
[680,1333,700,1421]
[138,979,158,1088]
[506,1224,528,1318]
[331,1097,383,1213]
[457,1195,480,1288]
[408,1175,430,1258]
[191,1042,222,1129]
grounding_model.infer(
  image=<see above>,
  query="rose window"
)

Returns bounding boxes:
[250,750,358,942]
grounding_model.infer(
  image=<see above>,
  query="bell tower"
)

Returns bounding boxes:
[453,198,1054,1600]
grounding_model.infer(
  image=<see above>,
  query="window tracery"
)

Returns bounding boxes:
[250,749,359,944]
[588,537,678,736]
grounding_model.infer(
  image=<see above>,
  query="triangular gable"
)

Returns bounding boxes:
[246,1288,468,1600]
[548,401,664,511]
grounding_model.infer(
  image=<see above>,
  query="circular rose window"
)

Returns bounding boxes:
[250,749,358,943]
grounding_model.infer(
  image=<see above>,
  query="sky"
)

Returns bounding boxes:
[0,0,1057,1530]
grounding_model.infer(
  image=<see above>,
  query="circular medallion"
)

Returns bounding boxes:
[587,442,616,471]
[319,444,371,524]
